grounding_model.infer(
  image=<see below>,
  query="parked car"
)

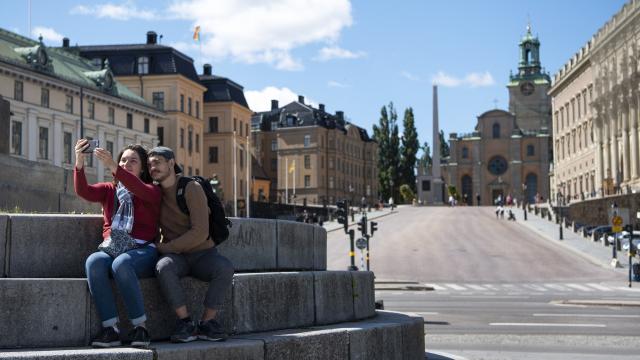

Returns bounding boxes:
[589,225,612,239]
[605,231,640,247]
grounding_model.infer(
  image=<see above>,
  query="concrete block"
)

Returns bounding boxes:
[313,226,327,270]
[259,328,349,360]
[8,215,103,278]
[217,218,277,271]
[398,313,425,360]
[0,279,88,348]
[0,215,8,277]
[348,323,402,360]
[89,277,233,342]
[276,221,315,270]
[154,339,264,360]
[233,272,314,333]
[313,271,354,325]
[0,348,152,360]
[351,271,375,319]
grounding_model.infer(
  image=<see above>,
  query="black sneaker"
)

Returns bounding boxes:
[197,319,228,341]
[91,326,121,348]
[129,326,151,348]
[170,319,197,343]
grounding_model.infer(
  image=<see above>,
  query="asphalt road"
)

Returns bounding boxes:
[326,206,640,359]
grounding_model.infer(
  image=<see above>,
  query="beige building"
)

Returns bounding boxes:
[252,97,379,207]
[76,31,205,176]
[1,28,162,183]
[442,25,552,205]
[550,0,640,203]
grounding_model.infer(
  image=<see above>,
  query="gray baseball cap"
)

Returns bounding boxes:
[148,146,182,174]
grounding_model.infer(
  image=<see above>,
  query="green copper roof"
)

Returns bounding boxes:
[520,24,540,44]
[0,27,154,109]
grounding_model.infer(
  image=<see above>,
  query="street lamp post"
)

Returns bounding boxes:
[557,192,563,240]
[522,183,528,221]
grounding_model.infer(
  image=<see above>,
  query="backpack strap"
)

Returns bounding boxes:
[176,176,193,215]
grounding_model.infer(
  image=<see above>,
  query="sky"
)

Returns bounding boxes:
[0,0,629,154]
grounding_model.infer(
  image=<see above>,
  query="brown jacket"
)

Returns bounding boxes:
[157,175,213,254]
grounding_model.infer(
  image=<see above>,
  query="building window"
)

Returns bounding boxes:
[246,123,249,137]
[137,56,149,74]
[180,128,185,148]
[329,176,334,189]
[11,120,22,155]
[38,126,49,160]
[487,155,508,175]
[304,134,311,147]
[126,113,133,129]
[526,144,535,156]
[195,168,200,176]
[63,132,72,164]
[144,118,150,133]
[271,120,278,130]
[492,123,500,139]
[271,139,277,151]
[304,175,311,188]
[41,88,49,108]
[65,95,73,113]
[180,94,185,112]
[240,149,244,168]
[196,101,200,119]
[106,141,114,156]
[152,92,164,111]
[422,180,431,191]
[195,134,200,153]
[209,147,218,163]
[158,127,164,146]
[304,155,311,169]
[271,158,277,171]
[188,166,192,176]
[88,101,95,119]
[329,157,334,169]
[188,126,193,154]
[188,98,192,116]
[462,147,469,159]
[14,80,23,101]
[209,117,219,132]
[108,107,115,124]
[234,118,237,132]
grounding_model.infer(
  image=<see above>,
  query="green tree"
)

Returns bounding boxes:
[373,102,401,202]
[399,184,415,203]
[439,130,450,158]
[400,107,419,194]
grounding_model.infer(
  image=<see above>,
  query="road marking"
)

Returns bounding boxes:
[522,284,547,291]
[543,283,570,291]
[465,284,487,291]
[443,283,467,291]
[414,312,440,316]
[427,284,448,291]
[585,283,613,291]
[533,313,640,318]
[566,283,594,291]
[489,322,606,327]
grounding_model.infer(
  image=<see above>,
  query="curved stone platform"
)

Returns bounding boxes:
[0,215,326,277]
[0,311,424,360]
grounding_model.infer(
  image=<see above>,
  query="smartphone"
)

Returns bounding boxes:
[82,139,99,154]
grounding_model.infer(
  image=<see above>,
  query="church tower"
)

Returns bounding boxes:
[507,24,552,132]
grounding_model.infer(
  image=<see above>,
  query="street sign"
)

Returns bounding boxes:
[356,237,368,250]
[612,215,623,233]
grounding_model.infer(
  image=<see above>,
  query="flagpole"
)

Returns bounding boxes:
[293,160,296,198]
[246,135,250,218]
[233,131,237,217]
[285,157,288,204]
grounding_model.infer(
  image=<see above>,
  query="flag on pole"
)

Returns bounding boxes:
[193,26,201,41]
[288,160,295,174]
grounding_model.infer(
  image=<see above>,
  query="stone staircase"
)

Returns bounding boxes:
[0,215,424,359]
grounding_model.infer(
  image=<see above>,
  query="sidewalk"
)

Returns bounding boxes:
[515,207,633,274]
[322,206,398,233]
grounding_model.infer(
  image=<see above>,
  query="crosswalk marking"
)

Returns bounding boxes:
[443,283,467,291]
[424,283,618,293]
[566,283,594,291]
[586,283,613,291]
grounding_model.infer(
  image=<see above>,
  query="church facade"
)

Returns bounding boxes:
[442,26,552,205]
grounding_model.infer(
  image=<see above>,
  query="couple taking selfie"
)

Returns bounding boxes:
[74,139,234,348]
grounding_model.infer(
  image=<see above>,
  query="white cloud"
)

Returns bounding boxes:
[401,71,420,82]
[32,26,64,43]
[167,0,353,70]
[245,86,317,112]
[328,80,348,88]
[315,46,365,61]
[432,71,495,88]
[70,1,157,20]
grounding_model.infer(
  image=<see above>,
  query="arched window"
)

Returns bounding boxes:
[461,175,473,205]
[492,123,500,139]
[525,173,538,204]
[526,144,535,156]
[461,147,469,159]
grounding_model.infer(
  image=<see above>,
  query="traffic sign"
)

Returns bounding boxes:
[612,215,623,233]
[356,237,368,250]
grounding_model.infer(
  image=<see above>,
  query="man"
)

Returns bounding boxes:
[148,146,234,343]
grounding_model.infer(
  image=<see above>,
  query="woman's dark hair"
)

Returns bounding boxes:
[114,144,152,184]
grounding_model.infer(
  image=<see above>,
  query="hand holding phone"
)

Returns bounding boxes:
[82,139,99,154]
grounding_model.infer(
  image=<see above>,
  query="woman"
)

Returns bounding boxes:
[74,139,161,348]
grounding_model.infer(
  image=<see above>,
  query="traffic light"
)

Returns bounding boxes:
[336,200,348,233]
[357,217,367,235]
[370,221,378,237]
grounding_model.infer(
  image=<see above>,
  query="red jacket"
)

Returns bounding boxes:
[74,166,162,242]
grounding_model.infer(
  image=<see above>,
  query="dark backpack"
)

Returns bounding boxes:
[176,176,232,245]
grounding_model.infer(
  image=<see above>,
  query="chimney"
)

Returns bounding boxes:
[62,37,70,48]
[271,99,279,110]
[336,111,344,122]
[203,64,212,76]
[146,31,158,45]
[319,103,325,112]
[298,95,305,104]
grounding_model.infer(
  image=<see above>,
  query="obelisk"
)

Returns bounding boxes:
[431,85,444,204]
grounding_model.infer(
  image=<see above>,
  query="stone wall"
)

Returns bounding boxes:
[568,193,640,227]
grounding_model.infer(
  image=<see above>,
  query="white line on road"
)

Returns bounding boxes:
[427,284,448,291]
[443,283,467,291]
[465,284,487,291]
[543,284,570,291]
[566,283,594,291]
[489,322,606,327]
[414,312,440,316]
[533,313,640,318]
[586,283,613,291]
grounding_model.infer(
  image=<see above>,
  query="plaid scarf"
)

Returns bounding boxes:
[111,182,134,233]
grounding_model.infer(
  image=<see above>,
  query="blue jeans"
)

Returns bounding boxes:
[85,246,158,327]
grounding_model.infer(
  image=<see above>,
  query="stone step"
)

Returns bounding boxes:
[0,215,326,278]
[0,310,424,360]
[0,271,374,349]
